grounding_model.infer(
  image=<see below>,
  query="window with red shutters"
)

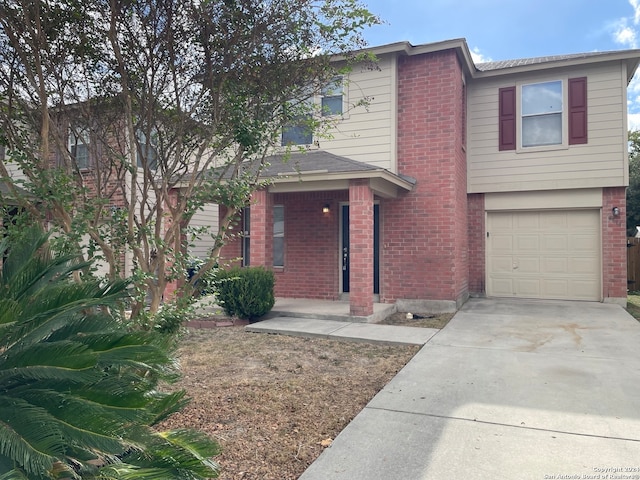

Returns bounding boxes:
[498,86,516,151]
[498,78,588,150]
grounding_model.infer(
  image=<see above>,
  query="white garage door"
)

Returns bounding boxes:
[487,210,601,301]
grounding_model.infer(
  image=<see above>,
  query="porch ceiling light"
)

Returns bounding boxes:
[322,204,330,214]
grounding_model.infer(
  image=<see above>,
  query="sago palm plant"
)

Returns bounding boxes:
[0,225,220,479]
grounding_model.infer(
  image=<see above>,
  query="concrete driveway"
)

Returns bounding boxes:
[299,298,640,480]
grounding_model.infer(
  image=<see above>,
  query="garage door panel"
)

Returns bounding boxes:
[515,213,540,229]
[491,213,514,229]
[569,210,599,227]
[516,257,540,274]
[541,279,569,297]
[570,280,600,299]
[492,235,513,252]
[569,257,600,275]
[514,279,541,296]
[542,257,568,274]
[571,234,599,252]
[540,211,569,228]
[541,235,568,251]
[487,210,601,301]
[515,235,539,251]
[490,257,514,273]
[490,278,514,296]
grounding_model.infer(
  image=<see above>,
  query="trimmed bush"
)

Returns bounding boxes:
[215,266,275,321]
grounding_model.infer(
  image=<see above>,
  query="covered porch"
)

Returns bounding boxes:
[219,151,415,317]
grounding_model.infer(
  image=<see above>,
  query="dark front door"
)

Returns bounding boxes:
[341,204,379,294]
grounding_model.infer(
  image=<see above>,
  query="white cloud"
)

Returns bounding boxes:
[631,0,640,24]
[613,25,638,48]
[469,46,492,64]
[628,112,640,131]
[610,1,640,47]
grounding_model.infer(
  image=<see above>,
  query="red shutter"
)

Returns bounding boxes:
[568,77,587,145]
[498,86,516,151]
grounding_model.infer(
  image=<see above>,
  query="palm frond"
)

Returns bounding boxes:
[0,225,220,478]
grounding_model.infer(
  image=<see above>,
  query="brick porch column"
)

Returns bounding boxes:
[349,179,374,317]
[249,189,273,267]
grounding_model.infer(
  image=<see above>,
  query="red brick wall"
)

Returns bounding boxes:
[273,191,345,299]
[381,49,468,304]
[218,191,346,299]
[467,193,485,295]
[348,180,374,316]
[602,187,627,300]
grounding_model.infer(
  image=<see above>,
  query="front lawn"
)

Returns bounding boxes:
[159,327,419,480]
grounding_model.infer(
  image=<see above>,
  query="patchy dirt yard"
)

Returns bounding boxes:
[160,311,453,480]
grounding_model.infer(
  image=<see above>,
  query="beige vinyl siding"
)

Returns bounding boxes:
[322,55,396,171]
[188,203,219,260]
[468,62,627,193]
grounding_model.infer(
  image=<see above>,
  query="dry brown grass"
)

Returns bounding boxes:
[159,327,422,480]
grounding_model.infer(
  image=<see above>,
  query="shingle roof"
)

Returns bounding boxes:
[260,150,416,184]
[476,51,623,72]
[263,150,379,175]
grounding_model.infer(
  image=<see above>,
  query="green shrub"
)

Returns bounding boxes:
[215,266,275,321]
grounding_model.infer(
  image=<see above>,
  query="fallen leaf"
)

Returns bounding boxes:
[319,438,333,448]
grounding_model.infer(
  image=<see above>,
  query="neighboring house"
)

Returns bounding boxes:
[2,112,220,276]
[218,38,640,317]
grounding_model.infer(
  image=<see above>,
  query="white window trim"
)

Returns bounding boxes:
[273,204,284,268]
[320,76,346,118]
[515,75,569,154]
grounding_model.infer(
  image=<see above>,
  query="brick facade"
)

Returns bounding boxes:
[380,49,468,306]
[467,193,485,295]
[348,180,375,316]
[602,187,627,302]
[215,45,631,312]
[219,191,347,300]
[272,192,345,300]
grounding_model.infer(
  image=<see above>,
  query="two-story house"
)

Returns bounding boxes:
[218,38,640,319]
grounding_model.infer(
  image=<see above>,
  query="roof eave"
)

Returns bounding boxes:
[334,38,477,77]
[267,168,415,198]
[475,50,640,82]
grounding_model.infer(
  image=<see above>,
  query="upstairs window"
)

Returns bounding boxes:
[321,77,343,116]
[498,77,587,151]
[136,129,158,170]
[69,125,90,169]
[521,80,563,147]
[281,116,313,146]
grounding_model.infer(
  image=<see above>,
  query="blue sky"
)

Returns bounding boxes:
[361,0,640,128]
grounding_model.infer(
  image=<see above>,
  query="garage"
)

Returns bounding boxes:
[486,210,601,301]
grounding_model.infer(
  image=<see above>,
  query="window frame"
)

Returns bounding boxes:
[320,76,344,117]
[136,128,158,171]
[273,205,284,267]
[281,115,313,146]
[68,124,91,170]
[516,77,569,153]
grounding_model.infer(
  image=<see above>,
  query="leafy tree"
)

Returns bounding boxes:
[628,130,640,237]
[0,225,220,479]
[0,0,379,317]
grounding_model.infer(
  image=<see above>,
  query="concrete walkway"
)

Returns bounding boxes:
[247,316,439,346]
[258,298,640,480]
